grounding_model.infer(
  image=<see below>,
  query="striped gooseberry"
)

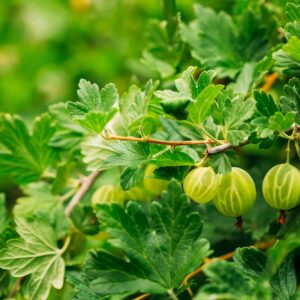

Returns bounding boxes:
[214,167,256,228]
[183,167,218,203]
[262,163,300,223]
[143,165,169,196]
[91,184,125,207]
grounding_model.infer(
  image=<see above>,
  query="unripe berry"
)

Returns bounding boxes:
[262,163,300,210]
[91,185,125,207]
[143,165,169,196]
[214,168,256,217]
[183,167,218,203]
[125,187,150,202]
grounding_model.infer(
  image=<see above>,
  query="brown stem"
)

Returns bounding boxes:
[206,139,249,155]
[64,171,100,217]
[277,210,286,225]
[104,133,222,147]
[262,72,278,92]
[235,216,243,230]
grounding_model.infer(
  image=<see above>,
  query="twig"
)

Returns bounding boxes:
[262,72,278,92]
[7,277,24,298]
[206,139,249,155]
[64,171,100,217]
[104,133,223,147]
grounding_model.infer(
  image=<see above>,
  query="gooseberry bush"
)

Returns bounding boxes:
[1,1,300,299]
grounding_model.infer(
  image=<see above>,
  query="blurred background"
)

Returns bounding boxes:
[0,0,239,117]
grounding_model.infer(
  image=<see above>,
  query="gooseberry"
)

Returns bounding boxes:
[262,163,300,223]
[143,165,169,196]
[91,184,125,207]
[214,167,256,228]
[183,167,218,203]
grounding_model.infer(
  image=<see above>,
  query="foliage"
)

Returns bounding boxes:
[1,1,300,300]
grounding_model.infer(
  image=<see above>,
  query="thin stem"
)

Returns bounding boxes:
[60,235,71,254]
[167,289,179,300]
[262,72,278,92]
[286,139,291,163]
[64,171,100,217]
[200,125,223,145]
[163,0,177,39]
[104,132,223,147]
[151,145,172,159]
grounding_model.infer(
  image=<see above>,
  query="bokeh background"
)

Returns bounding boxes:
[0,0,237,117]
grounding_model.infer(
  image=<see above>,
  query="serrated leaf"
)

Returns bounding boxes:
[0,114,58,184]
[67,79,119,133]
[155,67,215,118]
[188,84,223,125]
[208,150,238,174]
[82,136,198,172]
[83,181,211,296]
[268,111,294,131]
[280,77,300,123]
[0,218,66,300]
[271,254,297,300]
[233,247,266,280]
[195,260,253,299]
[71,206,99,236]
[251,117,274,139]
[66,272,99,300]
[181,6,269,78]
[15,182,71,239]
[120,166,145,190]
[254,90,278,117]
[120,80,159,134]
[273,37,300,76]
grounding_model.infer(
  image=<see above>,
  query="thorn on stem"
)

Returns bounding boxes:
[235,216,243,230]
[278,210,286,225]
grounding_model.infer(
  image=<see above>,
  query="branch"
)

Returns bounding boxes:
[206,139,249,155]
[64,171,100,217]
[262,72,278,92]
[104,133,223,147]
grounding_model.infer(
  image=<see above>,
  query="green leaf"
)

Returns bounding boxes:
[67,79,118,133]
[0,194,8,230]
[233,247,266,280]
[120,80,159,133]
[195,260,253,299]
[208,150,238,174]
[83,181,211,296]
[270,254,297,300]
[188,84,223,125]
[120,166,145,190]
[82,136,197,172]
[280,77,300,123]
[268,112,295,131]
[155,67,216,118]
[70,205,99,236]
[251,117,274,139]
[181,6,269,78]
[82,136,150,171]
[14,182,71,239]
[273,37,300,77]
[0,114,58,184]
[254,90,278,117]
[142,51,175,78]
[66,272,99,300]
[0,218,66,300]
[213,93,256,145]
